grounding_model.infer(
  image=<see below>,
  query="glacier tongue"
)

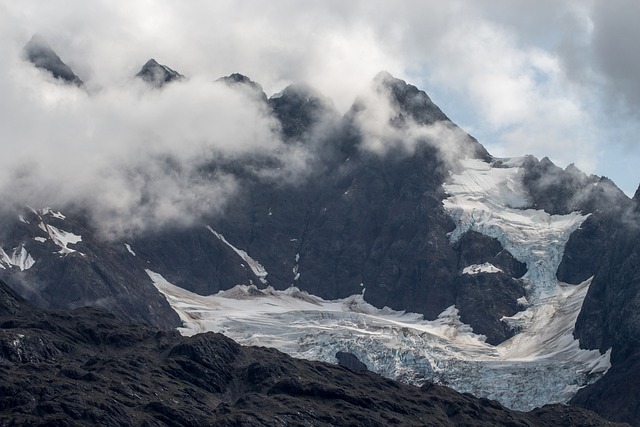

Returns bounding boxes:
[149,271,609,411]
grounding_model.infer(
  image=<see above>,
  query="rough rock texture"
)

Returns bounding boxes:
[23,35,83,86]
[4,58,640,423]
[0,280,625,427]
[454,273,526,345]
[454,231,527,279]
[336,351,368,374]
[268,83,338,140]
[571,350,640,427]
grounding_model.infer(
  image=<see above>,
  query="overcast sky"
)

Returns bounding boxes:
[1,0,639,198]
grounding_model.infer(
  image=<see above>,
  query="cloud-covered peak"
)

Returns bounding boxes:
[23,35,83,86]
[216,73,267,102]
[371,71,449,126]
[268,83,338,140]
[135,58,184,87]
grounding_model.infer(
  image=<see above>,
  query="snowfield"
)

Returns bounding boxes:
[149,157,611,411]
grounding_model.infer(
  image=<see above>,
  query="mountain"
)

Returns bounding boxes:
[5,39,640,424]
[135,58,184,87]
[0,207,180,329]
[217,73,268,102]
[0,279,625,426]
[23,35,83,86]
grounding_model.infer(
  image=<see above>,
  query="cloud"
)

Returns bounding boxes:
[0,0,639,217]
[590,0,640,117]
[0,52,285,237]
[348,73,485,171]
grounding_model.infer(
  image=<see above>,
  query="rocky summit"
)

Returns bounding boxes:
[136,58,184,87]
[23,35,83,86]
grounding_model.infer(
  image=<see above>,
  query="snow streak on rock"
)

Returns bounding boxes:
[205,225,268,283]
[0,245,35,271]
[39,223,82,255]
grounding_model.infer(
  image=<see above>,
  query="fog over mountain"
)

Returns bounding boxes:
[2,2,640,426]
[1,0,639,194]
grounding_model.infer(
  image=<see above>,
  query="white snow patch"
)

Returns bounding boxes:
[18,215,28,224]
[34,237,47,243]
[0,245,35,271]
[124,243,136,256]
[206,226,268,283]
[150,271,609,411]
[38,207,66,219]
[41,223,82,255]
[0,249,9,269]
[463,263,502,275]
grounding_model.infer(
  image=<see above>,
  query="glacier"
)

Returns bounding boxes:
[148,157,611,411]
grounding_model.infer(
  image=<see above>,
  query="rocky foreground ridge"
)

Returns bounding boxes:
[0,280,626,426]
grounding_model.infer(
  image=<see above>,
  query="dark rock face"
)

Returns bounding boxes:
[127,73,520,346]
[524,155,640,424]
[571,217,640,362]
[0,208,180,330]
[454,273,526,345]
[522,155,630,217]
[371,71,450,126]
[336,351,368,374]
[0,280,623,427]
[135,58,184,87]
[23,35,83,86]
[268,83,338,140]
[571,349,640,426]
[5,62,640,423]
[0,280,24,316]
[131,73,504,329]
[454,231,527,279]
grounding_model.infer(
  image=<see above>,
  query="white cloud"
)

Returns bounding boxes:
[1,0,639,215]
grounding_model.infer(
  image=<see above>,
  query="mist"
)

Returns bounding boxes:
[1,0,639,233]
[0,52,292,237]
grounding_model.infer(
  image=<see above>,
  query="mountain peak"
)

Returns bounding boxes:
[135,58,184,87]
[373,71,449,125]
[23,35,83,86]
[268,83,338,140]
[217,73,267,101]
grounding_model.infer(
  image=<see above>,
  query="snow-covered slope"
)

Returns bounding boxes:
[150,272,608,411]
